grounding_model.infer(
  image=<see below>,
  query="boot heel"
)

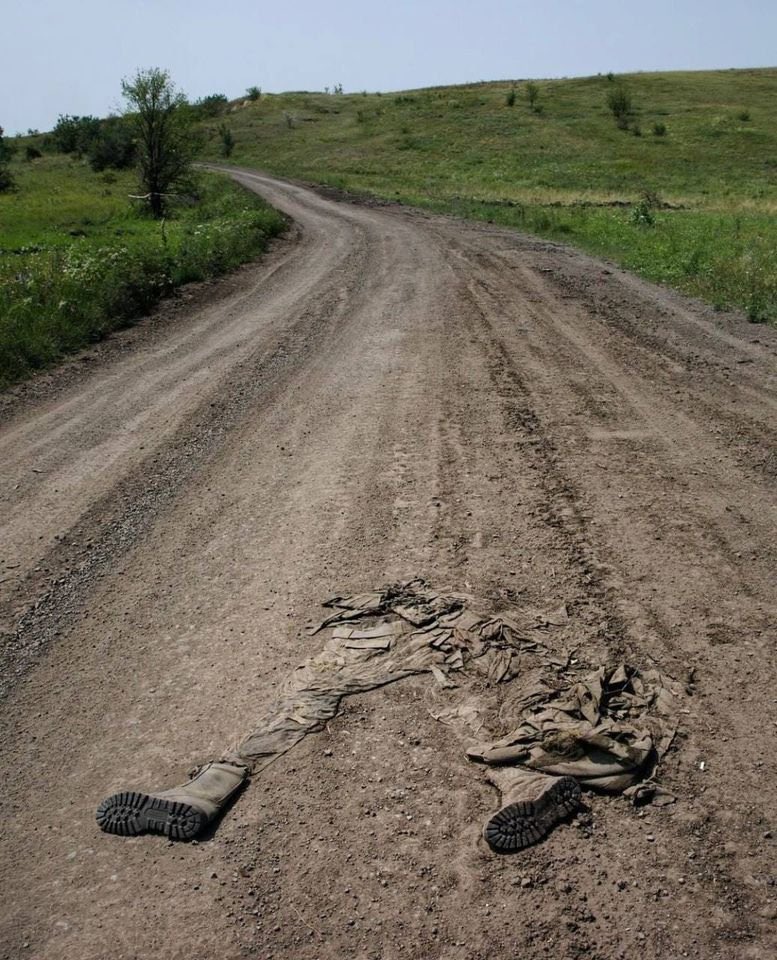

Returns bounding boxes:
[483,775,580,852]
[143,799,206,840]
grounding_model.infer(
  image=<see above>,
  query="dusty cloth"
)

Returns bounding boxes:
[225,581,676,798]
[466,663,676,791]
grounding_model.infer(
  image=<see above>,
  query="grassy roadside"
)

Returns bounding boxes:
[200,68,777,322]
[0,157,285,389]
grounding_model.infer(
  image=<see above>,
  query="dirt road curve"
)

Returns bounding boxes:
[1,168,776,960]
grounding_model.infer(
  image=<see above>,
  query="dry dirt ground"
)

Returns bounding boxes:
[1,168,776,960]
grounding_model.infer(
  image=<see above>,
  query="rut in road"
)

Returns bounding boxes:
[1,167,776,960]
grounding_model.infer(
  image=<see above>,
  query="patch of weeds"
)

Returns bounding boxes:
[0,173,286,386]
[631,191,659,226]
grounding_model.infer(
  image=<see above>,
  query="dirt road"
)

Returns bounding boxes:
[1,168,776,960]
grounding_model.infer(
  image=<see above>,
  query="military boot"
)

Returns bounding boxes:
[96,761,248,840]
[482,767,580,852]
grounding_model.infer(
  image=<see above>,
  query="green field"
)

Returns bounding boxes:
[200,68,777,322]
[0,156,285,388]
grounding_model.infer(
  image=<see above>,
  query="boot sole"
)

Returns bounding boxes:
[96,791,207,840]
[483,775,581,852]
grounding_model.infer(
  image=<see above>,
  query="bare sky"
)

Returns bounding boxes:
[2,0,776,134]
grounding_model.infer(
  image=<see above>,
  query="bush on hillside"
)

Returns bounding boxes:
[193,94,229,119]
[246,86,261,101]
[0,126,14,192]
[607,86,633,126]
[52,114,101,154]
[0,128,16,163]
[87,117,137,171]
[218,123,235,157]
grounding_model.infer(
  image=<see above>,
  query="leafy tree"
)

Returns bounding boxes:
[121,68,196,217]
[246,86,261,101]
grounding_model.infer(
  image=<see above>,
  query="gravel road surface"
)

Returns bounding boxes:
[1,168,776,959]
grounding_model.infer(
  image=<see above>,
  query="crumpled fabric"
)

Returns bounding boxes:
[465,663,677,791]
[225,581,676,797]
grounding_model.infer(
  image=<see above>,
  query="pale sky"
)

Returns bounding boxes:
[2,0,776,134]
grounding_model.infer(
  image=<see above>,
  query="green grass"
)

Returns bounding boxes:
[202,68,777,322]
[0,156,285,387]
[0,156,139,251]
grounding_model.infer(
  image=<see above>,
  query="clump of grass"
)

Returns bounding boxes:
[738,109,751,122]
[727,238,777,322]
[506,86,516,107]
[653,121,667,136]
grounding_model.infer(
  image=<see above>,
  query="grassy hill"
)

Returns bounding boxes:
[200,68,777,322]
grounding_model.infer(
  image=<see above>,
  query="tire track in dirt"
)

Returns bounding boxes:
[433,228,777,955]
